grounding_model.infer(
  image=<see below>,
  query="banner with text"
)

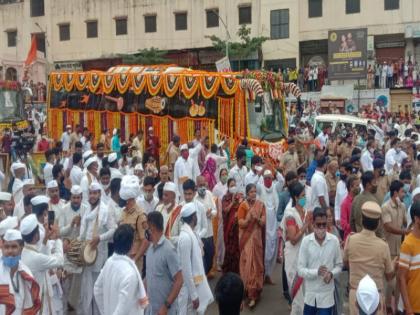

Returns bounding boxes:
[328,28,367,80]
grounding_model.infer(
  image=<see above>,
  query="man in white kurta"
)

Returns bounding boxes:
[257,170,280,284]
[155,182,181,245]
[11,162,27,206]
[94,224,148,315]
[12,179,35,219]
[108,153,123,180]
[47,180,66,214]
[177,203,214,315]
[173,143,202,197]
[79,182,116,315]
[20,214,64,315]
[80,157,100,203]
[0,229,41,315]
[69,153,84,186]
[56,185,87,310]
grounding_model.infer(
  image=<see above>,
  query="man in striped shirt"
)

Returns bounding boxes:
[399,200,420,315]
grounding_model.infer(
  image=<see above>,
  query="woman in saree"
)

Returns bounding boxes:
[280,182,311,315]
[201,157,217,191]
[238,183,266,308]
[221,178,243,274]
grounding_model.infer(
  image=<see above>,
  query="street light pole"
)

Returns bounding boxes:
[212,9,231,59]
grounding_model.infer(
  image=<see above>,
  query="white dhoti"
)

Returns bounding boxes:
[79,266,100,315]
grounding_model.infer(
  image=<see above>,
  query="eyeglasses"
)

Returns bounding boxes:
[315,223,327,229]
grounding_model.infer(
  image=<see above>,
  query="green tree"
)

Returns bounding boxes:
[120,47,168,65]
[206,25,268,68]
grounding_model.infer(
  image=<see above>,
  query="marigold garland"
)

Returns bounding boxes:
[132,74,147,95]
[63,73,76,91]
[74,73,89,90]
[147,74,164,96]
[220,77,239,95]
[180,75,199,99]
[52,73,64,91]
[88,72,102,93]
[103,74,116,94]
[163,75,180,98]
[199,76,220,99]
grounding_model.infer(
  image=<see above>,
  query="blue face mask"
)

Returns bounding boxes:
[298,197,306,208]
[403,184,410,193]
[2,255,21,268]
[335,171,340,177]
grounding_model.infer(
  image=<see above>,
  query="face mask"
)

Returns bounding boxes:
[118,198,128,208]
[396,148,401,153]
[70,203,81,212]
[369,148,375,154]
[264,178,273,189]
[299,179,306,186]
[229,186,237,194]
[144,229,151,242]
[220,175,228,185]
[404,184,410,193]
[352,167,359,174]
[181,151,189,160]
[197,187,206,197]
[2,255,21,268]
[340,174,347,181]
[335,171,340,177]
[314,227,326,239]
[298,196,306,208]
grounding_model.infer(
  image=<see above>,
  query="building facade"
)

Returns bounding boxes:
[0,0,419,81]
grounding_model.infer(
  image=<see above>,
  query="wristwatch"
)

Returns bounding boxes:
[164,300,171,309]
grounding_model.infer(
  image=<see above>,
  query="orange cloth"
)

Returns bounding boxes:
[238,200,266,301]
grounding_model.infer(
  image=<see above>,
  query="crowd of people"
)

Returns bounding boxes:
[0,112,420,315]
[370,59,420,90]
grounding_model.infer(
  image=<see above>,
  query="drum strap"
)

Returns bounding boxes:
[92,208,100,238]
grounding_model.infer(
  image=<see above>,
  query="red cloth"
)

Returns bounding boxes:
[25,35,38,66]
[37,140,49,152]
[146,135,160,158]
[340,193,352,241]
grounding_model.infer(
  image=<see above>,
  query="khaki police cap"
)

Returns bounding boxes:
[361,201,381,219]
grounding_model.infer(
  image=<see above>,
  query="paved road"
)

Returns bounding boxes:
[206,263,290,314]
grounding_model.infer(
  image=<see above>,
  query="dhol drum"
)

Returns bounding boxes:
[66,239,98,266]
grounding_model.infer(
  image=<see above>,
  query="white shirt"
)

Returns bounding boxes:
[136,195,159,214]
[310,170,329,209]
[297,232,343,308]
[173,145,201,196]
[244,170,261,187]
[70,165,83,186]
[385,148,408,174]
[316,132,328,149]
[56,202,88,239]
[228,164,248,194]
[361,150,374,172]
[212,182,227,201]
[94,254,148,315]
[80,172,99,202]
[334,180,348,221]
[179,200,208,239]
[43,162,54,185]
[61,132,71,151]
[195,190,217,238]
[110,167,123,180]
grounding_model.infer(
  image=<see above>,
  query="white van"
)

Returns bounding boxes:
[314,114,376,134]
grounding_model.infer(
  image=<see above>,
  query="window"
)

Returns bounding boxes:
[270,9,289,39]
[34,33,46,56]
[115,17,127,35]
[6,30,17,47]
[238,5,252,24]
[308,0,322,17]
[175,12,187,31]
[206,9,219,28]
[384,0,399,10]
[59,24,70,41]
[145,15,156,33]
[346,0,360,14]
[30,0,44,17]
[86,20,98,38]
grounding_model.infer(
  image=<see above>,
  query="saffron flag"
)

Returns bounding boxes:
[25,35,37,66]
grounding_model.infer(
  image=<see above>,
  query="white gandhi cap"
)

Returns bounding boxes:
[0,216,19,236]
[20,214,39,235]
[356,275,380,315]
[4,229,22,241]
[180,202,196,218]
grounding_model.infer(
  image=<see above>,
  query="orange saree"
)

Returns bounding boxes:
[238,200,266,301]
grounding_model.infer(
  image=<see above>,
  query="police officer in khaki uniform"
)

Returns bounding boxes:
[281,138,300,175]
[337,133,353,163]
[344,201,396,315]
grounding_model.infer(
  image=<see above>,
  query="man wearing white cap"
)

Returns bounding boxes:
[47,180,66,214]
[177,202,213,315]
[108,152,123,180]
[356,275,380,315]
[0,216,19,240]
[11,162,27,205]
[0,229,41,315]
[155,181,181,244]
[61,125,72,152]
[257,169,281,285]
[12,178,35,219]
[79,182,116,315]
[20,214,64,315]
[80,157,99,202]
[119,175,148,270]
[0,191,15,217]
[173,141,202,198]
